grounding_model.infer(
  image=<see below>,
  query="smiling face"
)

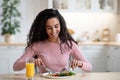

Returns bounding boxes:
[45,17,61,42]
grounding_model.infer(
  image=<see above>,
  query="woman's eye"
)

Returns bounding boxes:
[55,25,59,28]
[47,27,52,29]
[55,26,58,28]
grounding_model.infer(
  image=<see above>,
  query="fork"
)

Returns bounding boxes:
[44,67,55,74]
[60,67,68,73]
[45,67,68,74]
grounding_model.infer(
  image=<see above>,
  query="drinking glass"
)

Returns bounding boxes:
[26,58,35,80]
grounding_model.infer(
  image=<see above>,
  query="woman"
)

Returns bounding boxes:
[13,9,92,73]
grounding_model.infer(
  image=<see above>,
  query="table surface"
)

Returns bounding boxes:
[0,72,120,80]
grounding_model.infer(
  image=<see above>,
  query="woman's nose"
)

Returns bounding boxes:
[52,28,56,33]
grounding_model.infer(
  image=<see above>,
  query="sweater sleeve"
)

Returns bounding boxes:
[71,42,92,72]
[13,46,37,71]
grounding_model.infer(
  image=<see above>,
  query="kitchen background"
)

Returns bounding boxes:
[0,0,120,43]
[0,0,120,74]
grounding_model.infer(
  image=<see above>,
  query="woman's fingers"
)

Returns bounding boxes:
[35,58,45,67]
[71,59,82,69]
[34,59,40,66]
[71,59,77,69]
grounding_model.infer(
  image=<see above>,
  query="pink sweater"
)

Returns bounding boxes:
[13,40,92,73]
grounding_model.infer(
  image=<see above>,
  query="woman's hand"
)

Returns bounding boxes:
[34,58,45,67]
[71,59,83,70]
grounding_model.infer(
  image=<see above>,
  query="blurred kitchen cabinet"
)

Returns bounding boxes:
[40,0,50,10]
[0,46,25,74]
[47,0,118,13]
[75,45,107,72]
[48,0,91,11]
[107,46,120,72]
[97,0,118,13]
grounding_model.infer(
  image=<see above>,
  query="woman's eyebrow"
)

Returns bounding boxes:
[46,23,59,27]
[55,23,59,26]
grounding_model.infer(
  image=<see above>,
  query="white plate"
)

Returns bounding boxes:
[41,72,72,79]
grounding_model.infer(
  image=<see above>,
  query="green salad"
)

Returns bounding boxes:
[49,71,75,77]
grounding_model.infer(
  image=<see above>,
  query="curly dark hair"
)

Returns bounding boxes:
[26,9,77,50]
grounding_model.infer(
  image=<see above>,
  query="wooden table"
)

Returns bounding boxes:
[0,72,120,80]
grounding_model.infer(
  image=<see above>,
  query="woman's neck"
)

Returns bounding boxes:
[48,38,59,43]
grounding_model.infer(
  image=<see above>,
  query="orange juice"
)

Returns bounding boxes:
[26,63,35,78]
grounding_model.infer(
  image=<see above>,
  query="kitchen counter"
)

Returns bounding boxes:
[0,43,26,46]
[78,42,120,46]
[0,42,120,46]
[0,72,120,80]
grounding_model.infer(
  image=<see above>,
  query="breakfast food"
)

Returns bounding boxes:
[48,71,75,77]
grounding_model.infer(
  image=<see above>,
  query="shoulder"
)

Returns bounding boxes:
[69,41,79,50]
[28,40,47,50]
[33,40,47,47]
[64,40,78,49]
[67,40,78,47]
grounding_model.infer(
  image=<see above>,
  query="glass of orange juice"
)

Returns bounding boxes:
[26,58,35,80]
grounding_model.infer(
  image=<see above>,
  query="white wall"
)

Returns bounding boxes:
[0,0,119,43]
